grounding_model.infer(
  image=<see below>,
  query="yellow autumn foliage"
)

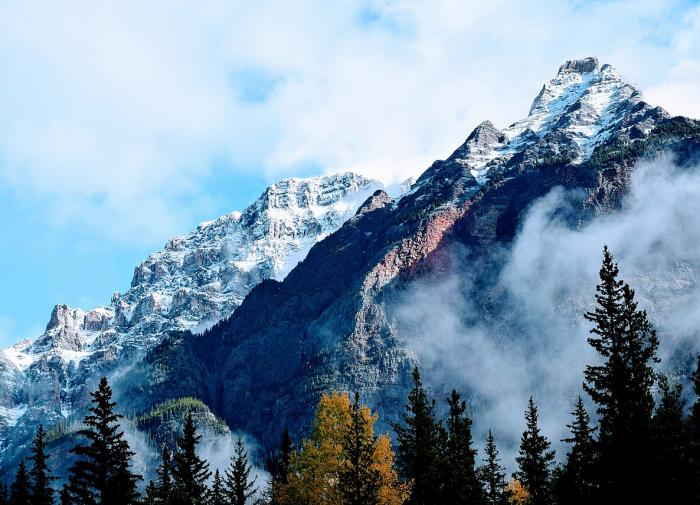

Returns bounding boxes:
[277,392,407,505]
[506,479,530,505]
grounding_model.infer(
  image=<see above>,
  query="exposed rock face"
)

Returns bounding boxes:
[132,58,700,451]
[0,172,391,470]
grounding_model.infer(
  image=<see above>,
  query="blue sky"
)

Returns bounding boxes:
[1,0,700,347]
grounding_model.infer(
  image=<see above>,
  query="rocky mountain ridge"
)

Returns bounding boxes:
[0,172,395,466]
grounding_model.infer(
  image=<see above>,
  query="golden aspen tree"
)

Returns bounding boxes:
[277,392,406,505]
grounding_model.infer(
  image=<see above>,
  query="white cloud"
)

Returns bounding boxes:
[0,0,698,244]
[643,5,700,119]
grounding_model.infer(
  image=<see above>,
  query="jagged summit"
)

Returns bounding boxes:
[0,171,392,457]
[432,57,662,187]
[557,56,602,75]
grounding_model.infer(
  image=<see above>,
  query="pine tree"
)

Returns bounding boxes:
[552,397,595,505]
[689,355,700,505]
[156,445,172,505]
[171,413,211,505]
[58,486,70,505]
[583,247,659,501]
[339,393,381,505]
[9,460,31,505]
[67,377,141,505]
[651,375,693,504]
[264,430,294,505]
[143,482,159,505]
[394,367,441,505]
[28,426,54,505]
[278,431,293,486]
[513,398,554,505]
[478,431,509,505]
[442,390,481,505]
[225,437,257,505]
[211,470,225,505]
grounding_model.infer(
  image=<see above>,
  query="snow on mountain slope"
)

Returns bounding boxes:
[0,172,394,452]
[433,57,659,186]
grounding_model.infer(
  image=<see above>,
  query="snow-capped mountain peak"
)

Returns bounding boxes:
[507,57,639,154]
[436,57,660,188]
[0,172,392,449]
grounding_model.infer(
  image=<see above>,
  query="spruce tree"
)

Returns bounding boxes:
[583,247,659,501]
[171,413,210,505]
[224,437,257,505]
[67,377,141,505]
[478,431,509,505]
[278,431,293,486]
[442,390,481,505]
[339,393,380,505]
[264,430,294,505]
[394,367,441,505]
[156,445,172,505]
[689,356,700,504]
[58,486,70,505]
[651,375,693,504]
[552,397,595,505]
[9,460,31,505]
[513,397,554,505]
[143,482,159,505]
[211,470,225,505]
[28,426,54,505]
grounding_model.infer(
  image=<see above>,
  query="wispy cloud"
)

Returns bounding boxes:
[393,156,700,468]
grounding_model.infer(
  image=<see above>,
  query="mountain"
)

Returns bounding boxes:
[0,172,397,471]
[3,57,700,476]
[124,57,700,451]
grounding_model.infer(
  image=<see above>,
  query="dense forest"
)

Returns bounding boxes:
[3,246,700,505]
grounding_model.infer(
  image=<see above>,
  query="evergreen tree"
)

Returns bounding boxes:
[583,247,659,501]
[67,377,141,505]
[394,367,441,505]
[156,446,172,505]
[442,390,481,505]
[9,460,31,505]
[339,393,381,505]
[58,485,70,505]
[689,355,700,505]
[552,397,595,505]
[278,431,293,486]
[171,413,210,505]
[143,482,159,505]
[513,398,554,505]
[28,426,54,505]
[264,430,294,505]
[224,437,257,505]
[651,375,693,504]
[210,470,225,505]
[478,431,509,505]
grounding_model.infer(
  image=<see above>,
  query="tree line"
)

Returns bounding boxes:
[4,246,700,505]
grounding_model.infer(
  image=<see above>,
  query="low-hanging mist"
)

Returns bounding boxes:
[392,155,700,469]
